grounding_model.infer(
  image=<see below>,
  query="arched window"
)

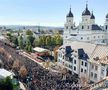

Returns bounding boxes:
[87,37,89,40]
[106,25,107,30]
[66,26,68,29]
[81,37,83,40]
[71,26,73,29]
[94,36,95,38]
[82,26,84,29]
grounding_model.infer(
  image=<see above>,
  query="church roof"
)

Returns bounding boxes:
[91,24,102,30]
[82,4,91,16]
[90,12,95,19]
[106,14,108,18]
[78,48,89,60]
[66,8,73,17]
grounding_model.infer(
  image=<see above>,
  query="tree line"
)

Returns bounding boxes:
[7,30,63,52]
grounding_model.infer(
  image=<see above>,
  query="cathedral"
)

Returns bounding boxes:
[57,4,108,83]
[64,3,108,45]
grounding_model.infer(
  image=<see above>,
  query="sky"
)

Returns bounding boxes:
[0,0,108,26]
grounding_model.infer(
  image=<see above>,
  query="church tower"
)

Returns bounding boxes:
[65,7,74,30]
[64,7,74,43]
[79,3,91,30]
[90,11,95,24]
[104,14,108,30]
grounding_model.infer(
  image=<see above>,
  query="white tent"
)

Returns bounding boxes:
[33,47,49,53]
[0,69,13,79]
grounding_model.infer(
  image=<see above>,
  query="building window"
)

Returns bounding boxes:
[106,68,108,76]
[94,36,95,38]
[87,37,89,40]
[74,60,76,64]
[82,26,84,29]
[102,36,103,38]
[81,68,83,72]
[81,37,83,40]
[95,66,98,71]
[92,64,94,69]
[91,72,93,77]
[88,26,89,29]
[84,70,87,73]
[101,69,104,75]
[63,56,64,59]
[74,66,76,71]
[66,26,68,29]
[85,62,87,67]
[71,26,73,29]
[69,20,71,22]
[106,25,107,30]
[81,61,83,65]
[94,73,97,79]
[69,65,72,69]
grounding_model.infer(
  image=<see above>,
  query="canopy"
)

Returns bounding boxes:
[33,47,49,53]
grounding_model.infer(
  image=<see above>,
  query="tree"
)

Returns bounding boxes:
[19,65,28,78]
[80,75,89,87]
[12,60,21,72]
[53,46,60,62]
[7,33,13,42]
[12,36,18,46]
[0,76,13,90]
[33,38,39,47]
[27,35,35,45]
[18,35,24,49]
[26,30,33,36]
[45,36,52,47]
[54,33,63,45]
[38,35,46,47]
[25,39,32,52]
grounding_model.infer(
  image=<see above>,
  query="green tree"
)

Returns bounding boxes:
[18,35,24,49]
[27,35,35,45]
[33,38,39,47]
[38,35,46,47]
[54,33,63,45]
[12,36,18,46]
[25,39,32,52]
[7,33,13,42]
[45,36,51,46]
[26,30,33,36]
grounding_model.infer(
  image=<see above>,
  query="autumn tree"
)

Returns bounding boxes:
[19,65,28,78]
[53,45,60,62]
[12,60,21,72]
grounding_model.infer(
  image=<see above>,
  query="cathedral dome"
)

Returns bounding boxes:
[82,4,91,16]
[90,12,95,19]
[106,14,108,18]
[66,8,73,17]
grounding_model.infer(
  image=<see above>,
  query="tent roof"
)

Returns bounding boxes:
[33,47,49,53]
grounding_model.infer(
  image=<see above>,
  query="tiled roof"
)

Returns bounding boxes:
[60,41,108,64]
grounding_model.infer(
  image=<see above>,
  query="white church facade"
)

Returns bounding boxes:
[64,4,108,45]
[57,4,108,83]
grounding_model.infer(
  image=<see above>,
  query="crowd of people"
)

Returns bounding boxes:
[0,41,80,90]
